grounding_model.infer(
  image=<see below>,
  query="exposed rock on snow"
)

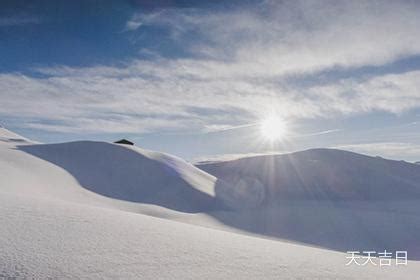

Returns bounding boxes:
[0,126,31,143]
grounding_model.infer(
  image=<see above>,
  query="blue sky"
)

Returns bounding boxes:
[1,0,420,161]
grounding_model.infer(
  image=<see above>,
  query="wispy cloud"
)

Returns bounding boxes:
[2,66,420,134]
[127,1,420,74]
[0,15,41,27]
[192,151,289,164]
[1,1,420,134]
[335,142,420,162]
[297,129,342,138]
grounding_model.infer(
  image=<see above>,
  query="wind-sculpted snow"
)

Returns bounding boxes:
[196,149,420,259]
[3,192,420,279]
[0,127,31,143]
[197,148,420,203]
[19,141,223,213]
[1,127,420,278]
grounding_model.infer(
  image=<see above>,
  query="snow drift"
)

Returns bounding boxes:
[1,127,420,278]
[4,191,419,279]
[197,148,420,205]
[19,141,223,213]
[196,149,420,259]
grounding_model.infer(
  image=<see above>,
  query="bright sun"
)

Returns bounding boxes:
[260,114,287,141]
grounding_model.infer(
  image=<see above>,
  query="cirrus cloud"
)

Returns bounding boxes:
[2,0,420,134]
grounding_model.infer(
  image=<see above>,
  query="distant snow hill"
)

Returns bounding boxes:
[1,126,420,279]
[195,149,420,259]
[196,148,420,203]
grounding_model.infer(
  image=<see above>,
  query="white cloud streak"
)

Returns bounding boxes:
[336,142,420,162]
[2,67,420,134]
[127,0,420,74]
[2,0,420,134]
[0,15,41,27]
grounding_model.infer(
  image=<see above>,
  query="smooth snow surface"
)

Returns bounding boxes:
[1,127,420,279]
[197,149,420,259]
[197,148,420,202]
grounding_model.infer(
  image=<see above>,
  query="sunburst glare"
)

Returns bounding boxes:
[260,114,287,141]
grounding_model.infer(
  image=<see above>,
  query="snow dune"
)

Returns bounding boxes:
[197,148,420,203]
[196,150,420,259]
[2,191,420,280]
[1,127,420,279]
[19,141,222,213]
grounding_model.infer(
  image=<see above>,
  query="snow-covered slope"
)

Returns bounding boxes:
[1,127,420,278]
[0,126,31,143]
[18,141,222,213]
[1,126,229,213]
[195,149,420,259]
[197,148,420,204]
[2,191,420,280]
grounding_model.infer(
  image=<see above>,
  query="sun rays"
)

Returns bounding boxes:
[260,113,288,142]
